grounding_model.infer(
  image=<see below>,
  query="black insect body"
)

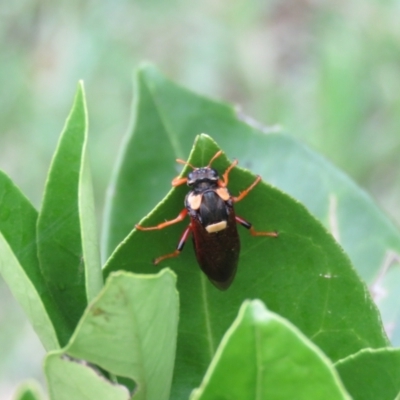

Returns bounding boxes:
[136,150,278,290]
[185,169,240,289]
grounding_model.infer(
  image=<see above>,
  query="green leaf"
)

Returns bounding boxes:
[0,171,60,350]
[79,133,102,302]
[191,300,351,400]
[101,65,187,260]
[101,65,400,346]
[12,380,45,400]
[45,355,129,400]
[37,81,102,345]
[335,347,400,400]
[45,269,178,400]
[104,134,387,399]
[102,64,400,290]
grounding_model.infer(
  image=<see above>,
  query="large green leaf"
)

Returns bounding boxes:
[37,82,102,345]
[101,65,184,261]
[0,171,61,350]
[191,300,350,400]
[335,347,400,400]
[45,270,178,400]
[102,64,400,286]
[104,134,387,399]
[102,65,400,346]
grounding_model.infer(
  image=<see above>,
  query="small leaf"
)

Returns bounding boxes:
[79,137,103,302]
[335,347,400,400]
[46,269,179,400]
[45,355,129,400]
[0,171,60,350]
[37,81,102,345]
[191,300,351,400]
[104,134,387,399]
[12,380,45,400]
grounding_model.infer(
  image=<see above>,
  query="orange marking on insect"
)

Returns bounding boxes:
[215,187,230,201]
[187,192,202,210]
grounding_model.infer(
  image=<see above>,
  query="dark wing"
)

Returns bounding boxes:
[191,207,240,290]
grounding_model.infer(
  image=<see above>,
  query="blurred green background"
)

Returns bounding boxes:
[1,0,400,397]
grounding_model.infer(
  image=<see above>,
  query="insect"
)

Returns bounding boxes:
[136,150,278,290]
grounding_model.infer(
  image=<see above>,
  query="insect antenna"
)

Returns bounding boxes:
[176,158,196,170]
[207,150,223,167]
[172,157,195,186]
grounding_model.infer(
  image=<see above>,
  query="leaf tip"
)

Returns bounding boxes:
[136,62,163,84]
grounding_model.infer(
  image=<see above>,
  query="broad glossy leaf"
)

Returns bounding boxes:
[37,82,102,345]
[102,65,400,345]
[46,270,178,400]
[335,347,400,400]
[191,300,350,400]
[101,65,184,260]
[45,355,129,400]
[0,171,61,350]
[102,64,400,286]
[13,380,45,400]
[104,134,387,399]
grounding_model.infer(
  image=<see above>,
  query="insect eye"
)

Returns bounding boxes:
[187,172,195,185]
[211,169,219,179]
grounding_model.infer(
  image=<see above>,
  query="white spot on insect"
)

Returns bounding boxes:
[206,221,227,233]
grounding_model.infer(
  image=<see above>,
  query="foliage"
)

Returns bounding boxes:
[1,66,400,399]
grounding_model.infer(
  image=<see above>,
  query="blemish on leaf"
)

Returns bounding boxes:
[91,307,107,317]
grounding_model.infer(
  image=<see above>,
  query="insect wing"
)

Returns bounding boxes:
[191,208,240,290]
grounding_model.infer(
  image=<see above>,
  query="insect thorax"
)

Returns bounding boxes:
[187,167,219,187]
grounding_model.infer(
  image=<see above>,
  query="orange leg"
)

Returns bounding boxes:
[171,176,188,186]
[235,215,278,237]
[153,225,192,264]
[220,159,238,187]
[136,209,188,231]
[232,176,261,203]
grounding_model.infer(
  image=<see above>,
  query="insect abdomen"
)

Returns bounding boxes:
[191,204,240,290]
